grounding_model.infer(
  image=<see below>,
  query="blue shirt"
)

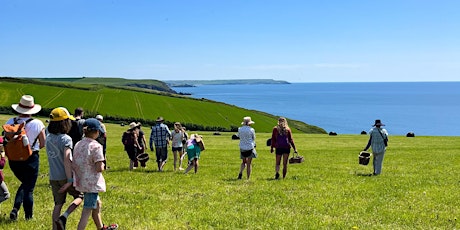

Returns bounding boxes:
[150,123,171,148]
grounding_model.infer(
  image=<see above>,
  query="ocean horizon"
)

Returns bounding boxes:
[173,82,460,136]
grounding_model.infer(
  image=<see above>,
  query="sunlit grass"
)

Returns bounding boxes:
[0,116,459,229]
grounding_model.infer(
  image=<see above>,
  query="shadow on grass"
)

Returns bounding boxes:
[355,172,373,177]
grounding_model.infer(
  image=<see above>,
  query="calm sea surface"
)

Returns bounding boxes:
[173,82,460,136]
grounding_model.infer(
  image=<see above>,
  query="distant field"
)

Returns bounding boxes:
[0,79,325,133]
[0,114,458,229]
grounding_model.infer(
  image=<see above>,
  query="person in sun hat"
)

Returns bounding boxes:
[135,123,148,168]
[122,122,142,170]
[0,136,11,205]
[46,107,84,230]
[72,118,118,230]
[270,117,297,179]
[363,119,389,176]
[5,95,46,220]
[149,116,171,172]
[184,133,204,174]
[237,116,257,180]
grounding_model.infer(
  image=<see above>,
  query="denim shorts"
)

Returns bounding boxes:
[83,192,100,209]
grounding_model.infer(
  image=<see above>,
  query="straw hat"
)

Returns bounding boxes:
[129,122,141,130]
[241,116,255,125]
[11,95,42,115]
[95,115,103,121]
[373,119,385,126]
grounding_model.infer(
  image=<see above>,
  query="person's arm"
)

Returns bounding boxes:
[270,128,277,153]
[287,129,297,152]
[38,129,46,149]
[364,136,372,151]
[95,161,105,172]
[149,129,154,151]
[58,147,73,193]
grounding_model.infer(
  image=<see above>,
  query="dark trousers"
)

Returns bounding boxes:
[9,152,39,219]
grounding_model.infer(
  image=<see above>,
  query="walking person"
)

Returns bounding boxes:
[184,134,204,174]
[149,117,171,172]
[46,107,84,230]
[171,122,185,171]
[95,115,108,169]
[237,117,257,180]
[363,119,389,176]
[122,122,141,170]
[137,124,148,168]
[68,107,85,146]
[5,95,46,220]
[270,117,297,179]
[72,118,118,230]
[0,137,11,205]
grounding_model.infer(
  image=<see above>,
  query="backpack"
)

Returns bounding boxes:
[2,118,38,161]
[122,131,135,146]
[68,118,84,145]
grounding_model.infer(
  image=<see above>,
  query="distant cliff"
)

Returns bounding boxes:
[166,79,289,87]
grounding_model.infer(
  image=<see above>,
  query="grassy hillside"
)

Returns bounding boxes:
[0,114,458,229]
[0,78,325,133]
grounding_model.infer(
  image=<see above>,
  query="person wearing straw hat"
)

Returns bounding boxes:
[237,116,257,180]
[0,136,11,205]
[122,122,141,170]
[363,119,389,176]
[5,95,46,220]
[46,107,84,230]
[149,116,171,172]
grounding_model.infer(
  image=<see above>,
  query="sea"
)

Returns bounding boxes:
[172,82,460,136]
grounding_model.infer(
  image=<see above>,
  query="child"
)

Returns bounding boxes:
[46,107,84,230]
[171,122,185,171]
[72,118,118,230]
[184,134,204,174]
[0,137,11,205]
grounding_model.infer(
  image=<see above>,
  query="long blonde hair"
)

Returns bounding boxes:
[276,117,290,136]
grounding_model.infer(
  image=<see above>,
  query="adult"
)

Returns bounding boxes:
[363,119,389,176]
[137,123,148,168]
[149,117,171,172]
[270,117,297,179]
[68,107,85,146]
[95,115,107,169]
[237,117,257,180]
[171,122,185,171]
[6,95,46,220]
[122,122,141,170]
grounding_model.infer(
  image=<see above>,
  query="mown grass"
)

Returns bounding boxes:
[0,114,459,229]
[0,79,325,133]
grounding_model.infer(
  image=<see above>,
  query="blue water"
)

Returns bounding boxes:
[173,82,460,136]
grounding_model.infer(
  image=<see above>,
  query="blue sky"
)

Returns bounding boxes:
[1,0,459,82]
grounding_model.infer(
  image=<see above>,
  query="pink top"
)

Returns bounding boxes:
[72,137,106,193]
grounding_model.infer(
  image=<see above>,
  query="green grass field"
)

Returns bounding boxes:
[0,115,459,229]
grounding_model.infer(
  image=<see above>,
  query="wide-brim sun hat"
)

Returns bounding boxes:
[11,95,42,115]
[95,114,103,121]
[241,116,255,125]
[373,119,385,126]
[129,122,141,130]
[50,107,76,121]
[156,116,164,122]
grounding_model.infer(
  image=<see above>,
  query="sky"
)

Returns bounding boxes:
[1,0,459,83]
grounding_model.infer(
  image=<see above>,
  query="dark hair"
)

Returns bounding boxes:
[83,127,99,137]
[48,119,72,134]
[74,107,84,116]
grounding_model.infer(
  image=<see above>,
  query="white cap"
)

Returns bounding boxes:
[95,115,103,121]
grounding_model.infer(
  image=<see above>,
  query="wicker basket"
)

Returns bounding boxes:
[289,152,304,164]
[359,151,371,165]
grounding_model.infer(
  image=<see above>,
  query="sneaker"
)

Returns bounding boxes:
[275,172,280,180]
[101,223,119,230]
[55,215,67,230]
[179,167,184,171]
[10,209,18,221]
[237,173,242,180]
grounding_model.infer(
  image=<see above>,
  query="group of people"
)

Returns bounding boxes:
[1,95,117,230]
[122,116,204,174]
[0,94,389,229]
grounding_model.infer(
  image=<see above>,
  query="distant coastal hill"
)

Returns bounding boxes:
[166,79,289,87]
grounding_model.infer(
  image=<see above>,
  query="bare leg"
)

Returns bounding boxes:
[282,153,289,179]
[77,208,92,230]
[246,158,253,179]
[275,154,282,178]
[194,159,199,173]
[173,150,178,171]
[91,200,103,230]
[184,160,194,174]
